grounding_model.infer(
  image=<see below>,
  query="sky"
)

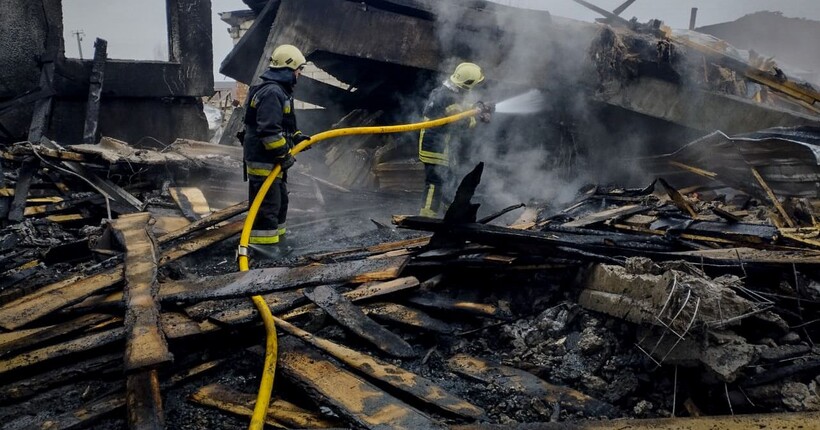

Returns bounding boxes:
[61,0,820,82]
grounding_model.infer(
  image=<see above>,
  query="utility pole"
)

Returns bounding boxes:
[72,30,85,59]
[689,7,698,30]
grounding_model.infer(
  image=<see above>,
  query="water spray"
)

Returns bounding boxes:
[494,89,547,114]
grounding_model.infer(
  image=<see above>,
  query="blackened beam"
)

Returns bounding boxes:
[6,157,38,222]
[393,216,820,266]
[8,61,56,222]
[82,38,107,145]
[303,284,416,358]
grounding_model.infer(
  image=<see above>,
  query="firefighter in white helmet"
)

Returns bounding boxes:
[418,62,490,217]
[241,44,310,253]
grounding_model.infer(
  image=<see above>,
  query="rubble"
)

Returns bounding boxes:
[2,0,820,429]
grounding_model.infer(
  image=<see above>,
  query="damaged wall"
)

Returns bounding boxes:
[0,0,212,145]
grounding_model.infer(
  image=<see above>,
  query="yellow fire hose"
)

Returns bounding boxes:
[239,108,480,430]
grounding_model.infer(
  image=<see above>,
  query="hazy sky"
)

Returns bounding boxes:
[62,0,820,82]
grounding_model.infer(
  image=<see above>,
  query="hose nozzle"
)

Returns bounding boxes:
[475,101,496,115]
[474,101,495,123]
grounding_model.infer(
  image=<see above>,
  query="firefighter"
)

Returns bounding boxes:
[242,44,310,252]
[418,62,488,217]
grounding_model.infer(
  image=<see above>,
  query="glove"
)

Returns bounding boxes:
[277,153,296,171]
[479,111,492,123]
[293,132,311,144]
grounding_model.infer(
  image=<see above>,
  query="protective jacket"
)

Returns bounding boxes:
[243,68,301,177]
[418,81,475,167]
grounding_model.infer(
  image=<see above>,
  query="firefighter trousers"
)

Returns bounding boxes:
[248,173,288,244]
[420,163,454,217]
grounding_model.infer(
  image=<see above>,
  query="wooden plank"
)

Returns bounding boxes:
[0,327,125,378]
[562,204,644,228]
[23,194,103,216]
[168,187,211,220]
[0,313,111,357]
[274,318,484,420]
[83,256,409,313]
[277,276,420,320]
[155,255,408,304]
[278,337,445,430]
[81,38,107,145]
[305,236,430,263]
[0,353,120,403]
[303,285,415,358]
[151,215,190,236]
[190,383,341,428]
[0,219,243,330]
[126,370,165,429]
[448,354,617,417]
[111,213,171,371]
[407,292,511,320]
[199,289,308,326]
[363,303,455,334]
[209,275,421,326]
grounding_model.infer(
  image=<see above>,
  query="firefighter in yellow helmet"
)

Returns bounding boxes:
[241,44,309,255]
[418,62,489,217]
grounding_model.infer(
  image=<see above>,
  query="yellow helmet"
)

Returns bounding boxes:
[450,62,484,90]
[270,44,306,70]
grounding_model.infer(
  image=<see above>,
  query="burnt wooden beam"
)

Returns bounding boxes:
[0,313,112,357]
[0,353,120,403]
[363,303,455,334]
[111,213,172,371]
[8,59,57,222]
[82,38,107,145]
[274,317,484,420]
[210,276,418,326]
[303,284,415,358]
[0,327,125,380]
[190,383,341,428]
[126,370,165,429]
[6,157,39,222]
[448,354,618,418]
[278,337,445,429]
[156,255,409,304]
[0,220,244,330]
[407,292,512,320]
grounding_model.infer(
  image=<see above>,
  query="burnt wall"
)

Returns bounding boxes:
[49,98,208,146]
[0,0,213,145]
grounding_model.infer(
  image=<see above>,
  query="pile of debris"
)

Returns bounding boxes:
[2,142,820,427]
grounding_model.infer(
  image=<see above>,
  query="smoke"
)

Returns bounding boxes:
[419,1,675,216]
